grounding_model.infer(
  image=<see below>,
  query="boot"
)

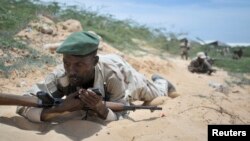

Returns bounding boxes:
[151,74,177,96]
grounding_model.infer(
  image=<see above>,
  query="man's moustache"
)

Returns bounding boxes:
[69,76,80,81]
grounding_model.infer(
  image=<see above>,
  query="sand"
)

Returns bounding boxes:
[1,51,249,141]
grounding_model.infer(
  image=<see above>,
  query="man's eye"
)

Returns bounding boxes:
[64,62,69,66]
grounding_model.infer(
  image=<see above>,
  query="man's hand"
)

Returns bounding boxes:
[78,89,109,119]
[56,91,84,113]
[41,91,84,121]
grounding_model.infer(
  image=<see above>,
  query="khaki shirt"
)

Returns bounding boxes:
[17,54,165,122]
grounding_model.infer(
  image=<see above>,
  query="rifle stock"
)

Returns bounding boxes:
[0,93,162,112]
[0,93,38,107]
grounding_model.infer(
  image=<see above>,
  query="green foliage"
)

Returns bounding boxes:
[162,39,180,54]
[0,0,58,77]
[214,58,250,73]
[0,37,56,77]
[0,0,35,34]
[0,0,60,36]
[242,47,250,57]
[58,6,172,51]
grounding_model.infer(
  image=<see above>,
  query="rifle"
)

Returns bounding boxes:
[0,91,162,112]
[207,58,227,66]
[0,93,38,107]
[104,102,162,112]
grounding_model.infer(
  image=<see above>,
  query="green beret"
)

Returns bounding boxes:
[56,31,100,56]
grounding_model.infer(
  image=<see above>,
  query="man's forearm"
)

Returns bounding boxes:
[40,106,66,121]
[41,104,109,121]
[95,103,109,119]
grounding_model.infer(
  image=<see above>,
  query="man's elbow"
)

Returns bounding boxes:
[16,106,43,123]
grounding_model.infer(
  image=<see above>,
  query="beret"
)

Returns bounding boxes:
[56,31,100,56]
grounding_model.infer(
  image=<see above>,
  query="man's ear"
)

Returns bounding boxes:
[94,56,99,65]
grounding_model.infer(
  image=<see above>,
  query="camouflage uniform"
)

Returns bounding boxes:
[180,39,190,60]
[180,47,189,60]
[188,57,214,74]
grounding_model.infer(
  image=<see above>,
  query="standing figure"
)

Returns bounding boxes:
[180,38,190,60]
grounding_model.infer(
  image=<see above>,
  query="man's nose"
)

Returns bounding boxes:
[69,65,77,75]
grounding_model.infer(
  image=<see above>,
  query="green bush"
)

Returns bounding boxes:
[214,58,250,73]
[0,0,59,77]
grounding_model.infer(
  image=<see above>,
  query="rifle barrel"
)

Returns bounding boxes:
[123,105,162,111]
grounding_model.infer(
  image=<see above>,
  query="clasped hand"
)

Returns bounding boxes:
[56,88,104,113]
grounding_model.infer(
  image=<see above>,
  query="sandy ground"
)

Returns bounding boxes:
[0,17,250,141]
[0,50,249,141]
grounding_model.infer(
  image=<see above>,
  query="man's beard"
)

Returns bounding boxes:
[69,74,94,87]
[69,76,82,86]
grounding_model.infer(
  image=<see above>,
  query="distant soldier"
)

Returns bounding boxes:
[188,52,216,75]
[180,38,190,60]
[232,48,243,59]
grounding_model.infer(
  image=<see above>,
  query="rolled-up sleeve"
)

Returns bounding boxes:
[16,84,44,122]
[16,64,67,122]
[17,106,43,122]
[105,108,118,121]
[25,107,43,122]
